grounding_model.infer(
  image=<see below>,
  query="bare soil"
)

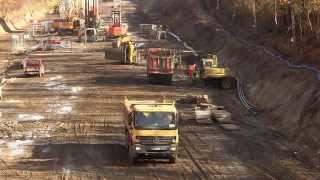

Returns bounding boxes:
[0,0,319,179]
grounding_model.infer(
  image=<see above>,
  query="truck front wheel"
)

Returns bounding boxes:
[169,154,177,163]
[128,147,137,164]
[221,79,232,89]
[204,79,208,86]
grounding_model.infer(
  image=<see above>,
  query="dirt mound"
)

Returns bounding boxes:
[141,0,320,161]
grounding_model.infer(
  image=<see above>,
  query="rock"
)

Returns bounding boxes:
[220,124,240,131]
[195,107,212,124]
[212,109,233,124]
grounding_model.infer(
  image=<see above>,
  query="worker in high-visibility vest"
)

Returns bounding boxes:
[188,63,199,84]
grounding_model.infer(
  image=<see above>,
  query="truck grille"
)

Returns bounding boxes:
[137,136,174,145]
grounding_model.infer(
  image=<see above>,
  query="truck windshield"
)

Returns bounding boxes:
[135,112,176,130]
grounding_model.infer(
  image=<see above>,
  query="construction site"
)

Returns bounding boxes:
[0,0,319,179]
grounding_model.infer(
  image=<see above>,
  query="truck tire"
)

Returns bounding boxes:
[169,154,177,163]
[112,41,118,48]
[123,46,128,64]
[221,79,232,89]
[105,50,108,59]
[128,147,137,164]
[148,75,153,84]
[167,75,172,85]
[204,79,208,86]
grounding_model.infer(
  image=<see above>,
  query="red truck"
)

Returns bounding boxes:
[147,48,175,84]
[23,59,45,77]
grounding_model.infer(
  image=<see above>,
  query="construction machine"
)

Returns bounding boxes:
[105,39,137,64]
[23,59,45,77]
[78,28,97,42]
[85,0,98,28]
[52,19,75,35]
[81,0,99,40]
[53,0,82,35]
[112,35,133,48]
[106,9,127,38]
[122,40,137,64]
[147,48,176,84]
[139,24,157,36]
[200,54,234,89]
[123,97,179,164]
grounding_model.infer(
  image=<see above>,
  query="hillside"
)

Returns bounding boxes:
[141,0,320,165]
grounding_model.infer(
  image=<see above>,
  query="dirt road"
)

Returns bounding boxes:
[0,0,319,179]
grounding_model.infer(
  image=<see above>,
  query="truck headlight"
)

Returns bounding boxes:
[170,146,176,151]
[135,146,141,151]
[172,138,176,143]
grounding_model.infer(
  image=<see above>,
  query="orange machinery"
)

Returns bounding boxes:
[106,10,127,38]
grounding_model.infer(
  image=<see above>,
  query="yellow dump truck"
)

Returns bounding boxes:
[200,54,234,89]
[123,97,179,164]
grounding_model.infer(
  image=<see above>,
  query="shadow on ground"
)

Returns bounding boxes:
[12,143,128,171]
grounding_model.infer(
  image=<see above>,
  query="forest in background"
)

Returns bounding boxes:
[200,0,320,67]
[0,0,59,23]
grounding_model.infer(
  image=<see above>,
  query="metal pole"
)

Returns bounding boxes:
[85,0,88,26]
[96,0,99,16]
[85,28,87,48]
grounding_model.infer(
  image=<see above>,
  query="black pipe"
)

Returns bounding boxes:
[85,0,88,26]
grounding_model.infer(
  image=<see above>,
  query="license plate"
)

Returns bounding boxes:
[151,147,161,150]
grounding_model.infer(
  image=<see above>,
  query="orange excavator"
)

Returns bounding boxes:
[106,9,127,38]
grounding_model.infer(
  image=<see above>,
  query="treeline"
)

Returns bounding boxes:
[0,0,59,19]
[0,0,22,17]
[203,0,320,43]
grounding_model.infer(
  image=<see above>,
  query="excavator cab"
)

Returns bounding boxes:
[204,54,218,68]
[122,40,137,64]
[200,53,234,89]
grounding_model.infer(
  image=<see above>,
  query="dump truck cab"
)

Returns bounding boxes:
[124,97,179,164]
[200,54,233,89]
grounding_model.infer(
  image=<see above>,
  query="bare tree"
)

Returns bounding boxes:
[274,0,278,26]
[252,0,257,32]
[216,0,221,11]
[288,0,296,43]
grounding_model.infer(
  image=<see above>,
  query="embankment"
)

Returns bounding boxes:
[0,1,57,34]
[141,0,320,161]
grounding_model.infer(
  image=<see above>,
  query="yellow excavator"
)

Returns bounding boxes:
[105,37,137,64]
[113,35,133,48]
[122,40,137,64]
[200,54,234,89]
